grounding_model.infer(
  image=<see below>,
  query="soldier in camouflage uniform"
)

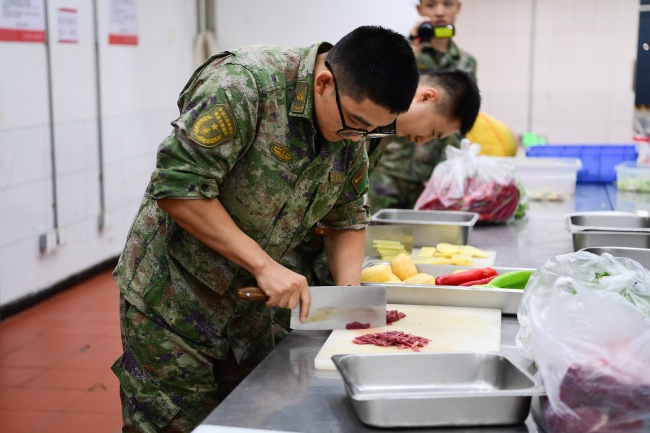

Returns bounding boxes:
[110,26,419,433]
[368,0,478,213]
[277,69,480,334]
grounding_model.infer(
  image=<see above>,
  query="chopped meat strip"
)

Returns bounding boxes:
[345,321,371,330]
[386,310,406,325]
[352,331,430,352]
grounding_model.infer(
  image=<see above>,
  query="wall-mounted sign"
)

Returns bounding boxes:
[57,7,78,44]
[108,0,138,45]
[0,0,46,43]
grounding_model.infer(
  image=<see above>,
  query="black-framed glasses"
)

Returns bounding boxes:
[324,61,396,138]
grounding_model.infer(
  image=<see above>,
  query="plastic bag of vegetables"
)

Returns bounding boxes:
[516,251,650,432]
[414,140,520,223]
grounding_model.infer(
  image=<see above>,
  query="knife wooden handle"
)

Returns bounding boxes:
[236,286,270,301]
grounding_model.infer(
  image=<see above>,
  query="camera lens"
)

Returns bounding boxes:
[417,22,434,41]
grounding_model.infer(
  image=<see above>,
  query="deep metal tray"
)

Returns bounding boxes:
[363,264,530,315]
[566,212,650,251]
[579,246,650,269]
[567,211,650,232]
[371,209,479,247]
[333,352,544,428]
[571,231,650,251]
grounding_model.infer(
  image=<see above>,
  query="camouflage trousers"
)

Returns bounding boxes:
[112,297,269,433]
[367,168,426,214]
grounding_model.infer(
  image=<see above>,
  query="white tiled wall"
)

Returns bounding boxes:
[454,0,638,144]
[0,0,641,307]
[0,0,196,307]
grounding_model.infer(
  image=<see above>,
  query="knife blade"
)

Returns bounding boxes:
[236,285,387,330]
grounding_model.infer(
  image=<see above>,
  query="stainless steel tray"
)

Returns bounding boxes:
[571,231,650,251]
[332,352,544,428]
[579,246,650,269]
[371,209,479,247]
[363,264,531,315]
[566,211,650,250]
[567,211,650,232]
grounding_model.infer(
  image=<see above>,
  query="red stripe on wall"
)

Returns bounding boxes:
[108,34,138,45]
[0,28,46,43]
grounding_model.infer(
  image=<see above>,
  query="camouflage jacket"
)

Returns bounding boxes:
[114,43,370,362]
[375,39,476,182]
[416,38,477,76]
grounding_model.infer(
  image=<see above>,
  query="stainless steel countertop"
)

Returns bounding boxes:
[198,183,633,433]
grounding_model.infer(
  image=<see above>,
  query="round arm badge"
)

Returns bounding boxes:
[189,104,237,148]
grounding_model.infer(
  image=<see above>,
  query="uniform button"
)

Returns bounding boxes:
[188,183,196,191]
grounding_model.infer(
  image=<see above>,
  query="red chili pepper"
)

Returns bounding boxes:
[458,274,499,286]
[435,267,498,286]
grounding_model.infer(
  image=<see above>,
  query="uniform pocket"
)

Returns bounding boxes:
[111,351,181,433]
[167,227,237,296]
[301,182,341,230]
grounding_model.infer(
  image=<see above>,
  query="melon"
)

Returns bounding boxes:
[466,112,518,157]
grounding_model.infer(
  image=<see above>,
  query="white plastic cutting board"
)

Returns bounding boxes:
[314,304,501,370]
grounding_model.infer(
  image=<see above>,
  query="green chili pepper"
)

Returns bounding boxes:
[486,270,533,290]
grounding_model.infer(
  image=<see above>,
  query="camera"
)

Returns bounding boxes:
[417,23,455,40]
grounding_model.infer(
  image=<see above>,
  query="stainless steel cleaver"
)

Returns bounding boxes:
[236,285,387,330]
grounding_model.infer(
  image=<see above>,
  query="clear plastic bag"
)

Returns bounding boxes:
[516,251,650,432]
[414,140,520,223]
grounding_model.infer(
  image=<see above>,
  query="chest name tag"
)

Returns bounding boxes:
[329,171,345,184]
[290,81,309,114]
[189,104,236,148]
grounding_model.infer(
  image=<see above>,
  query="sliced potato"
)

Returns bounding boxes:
[414,257,452,265]
[418,247,436,259]
[458,245,489,258]
[450,253,473,266]
[436,242,461,254]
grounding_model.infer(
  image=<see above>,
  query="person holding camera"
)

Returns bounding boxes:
[368,0,478,213]
[409,0,476,74]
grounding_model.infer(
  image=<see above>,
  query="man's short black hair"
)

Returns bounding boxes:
[326,26,419,115]
[422,70,481,136]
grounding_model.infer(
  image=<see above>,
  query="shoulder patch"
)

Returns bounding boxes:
[189,104,236,148]
[290,81,309,114]
[351,161,368,194]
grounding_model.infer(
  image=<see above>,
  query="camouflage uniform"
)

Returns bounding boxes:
[111,42,370,433]
[276,138,389,336]
[367,39,477,214]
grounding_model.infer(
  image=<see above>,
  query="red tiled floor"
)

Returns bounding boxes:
[0,409,55,433]
[0,367,43,387]
[32,412,122,433]
[23,367,108,390]
[0,270,123,433]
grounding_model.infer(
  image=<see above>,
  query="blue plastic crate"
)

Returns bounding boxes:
[525,145,638,183]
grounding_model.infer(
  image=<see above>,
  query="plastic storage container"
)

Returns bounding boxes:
[513,157,582,201]
[615,161,650,193]
[526,145,637,183]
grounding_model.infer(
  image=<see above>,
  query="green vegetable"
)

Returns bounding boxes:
[486,270,533,290]
[595,271,610,280]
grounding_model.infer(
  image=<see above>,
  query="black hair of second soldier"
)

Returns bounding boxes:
[421,69,481,136]
[326,26,419,115]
